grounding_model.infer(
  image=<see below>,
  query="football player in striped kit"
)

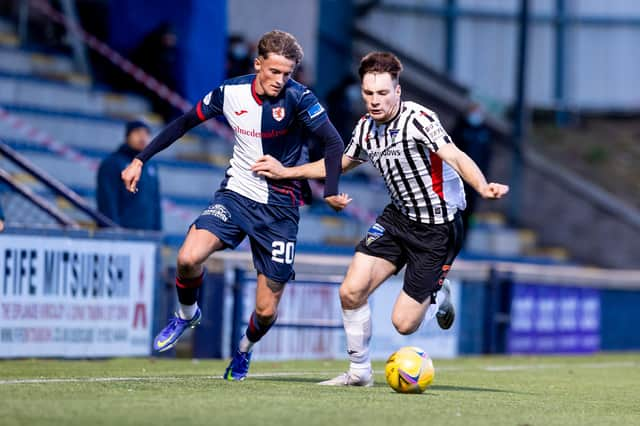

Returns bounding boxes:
[252,51,509,386]
[121,30,350,381]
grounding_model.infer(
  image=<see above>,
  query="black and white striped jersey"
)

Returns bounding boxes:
[345,101,466,225]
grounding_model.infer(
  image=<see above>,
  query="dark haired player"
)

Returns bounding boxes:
[252,51,509,386]
[121,30,350,381]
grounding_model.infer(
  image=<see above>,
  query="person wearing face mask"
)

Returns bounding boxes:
[451,102,495,238]
[252,52,509,386]
[326,75,362,143]
[129,24,181,121]
[226,35,253,78]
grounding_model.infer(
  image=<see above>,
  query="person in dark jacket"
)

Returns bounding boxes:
[450,102,495,240]
[97,120,162,230]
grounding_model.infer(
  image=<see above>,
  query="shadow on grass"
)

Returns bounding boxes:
[253,377,531,395]
[429,384,512,393]
[252,376,326,384]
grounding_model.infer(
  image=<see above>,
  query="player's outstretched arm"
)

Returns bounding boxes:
[436,143,509,199]
[121,108,202,193]
[251,154,357,180]
[251,154,356,211]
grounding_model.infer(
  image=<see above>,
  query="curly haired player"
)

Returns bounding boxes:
[122,30,350,381]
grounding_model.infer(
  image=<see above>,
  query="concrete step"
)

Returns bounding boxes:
[525,246,571,262]
[0,72,151,116]
[0,46,88,84]
[465,226,538,258]
[0,108,230,161]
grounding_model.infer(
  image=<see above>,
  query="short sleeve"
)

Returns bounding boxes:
[412,110,452,152]
[196,85,224,121]
[344,118,369,162]
[296,89,328,132]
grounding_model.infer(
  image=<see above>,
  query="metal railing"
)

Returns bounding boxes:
[0,166,77,227]
[0,139,116,228]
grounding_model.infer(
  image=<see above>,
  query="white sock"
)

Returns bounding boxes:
[342,303,372,374]
[424,290,445,323]
[238,334,254,353]
[178,302,198,320]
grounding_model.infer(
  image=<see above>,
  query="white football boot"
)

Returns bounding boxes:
[318,369,374,387]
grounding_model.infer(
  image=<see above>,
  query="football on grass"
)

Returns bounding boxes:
[385,346,434,393]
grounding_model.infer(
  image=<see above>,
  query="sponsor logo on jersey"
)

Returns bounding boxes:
[272,106,286,122]
[307,103,325,119]
[234,109,248,116]
[368,147,402,162]
[366,223,385,246]
[232,125,289,139]
[202,204,231,222]
[425,123,445,141]
[203,91,212,105]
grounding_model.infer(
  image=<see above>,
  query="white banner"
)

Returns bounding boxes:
[238,275,460,361]
[369,278,461,359]
[243,280,344,361]
[0,234,156,358]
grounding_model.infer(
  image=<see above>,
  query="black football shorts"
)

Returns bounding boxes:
[355,204,463,303]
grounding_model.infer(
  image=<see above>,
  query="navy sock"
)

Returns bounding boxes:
[175,272,204,305]
[245,311,277,343]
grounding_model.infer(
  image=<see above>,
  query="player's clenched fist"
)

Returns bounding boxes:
[121,158,143,193]
[325,193,352,212]
[480,182,509,199]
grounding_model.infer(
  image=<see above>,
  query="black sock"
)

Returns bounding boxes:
[245,311,277,343]
[175,272,204,305]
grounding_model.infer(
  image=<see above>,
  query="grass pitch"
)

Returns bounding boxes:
[1,353,639,426]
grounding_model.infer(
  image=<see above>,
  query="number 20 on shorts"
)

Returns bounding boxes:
[271,241,295,264]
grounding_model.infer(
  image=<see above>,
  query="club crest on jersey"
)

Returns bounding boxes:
[389,128,400,138]
[272,106,286,122]
[366,223,385,246]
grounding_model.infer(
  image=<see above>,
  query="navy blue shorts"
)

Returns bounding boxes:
[193,190,299,283]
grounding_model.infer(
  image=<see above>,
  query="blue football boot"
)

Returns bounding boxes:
[153,308,202,352]
[223,348,252,381]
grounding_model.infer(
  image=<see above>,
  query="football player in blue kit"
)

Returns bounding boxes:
[121,30,350,380]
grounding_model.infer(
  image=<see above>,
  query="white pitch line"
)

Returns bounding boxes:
[0,371,334,386]
[0,361,637,385]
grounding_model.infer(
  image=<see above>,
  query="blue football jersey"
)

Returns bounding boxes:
[196,74,328,206]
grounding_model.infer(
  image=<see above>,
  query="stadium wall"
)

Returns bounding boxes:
[477,143,640,269]
[107,0,226,104]
[196,253,640,361]
[359,0,640,111]
[227,0,320,83]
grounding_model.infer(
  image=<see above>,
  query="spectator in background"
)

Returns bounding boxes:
[451,102,495,237]
[326,75,361,143]
[226,34,253,78]
[97,120,162,231]
[129,23,181,121]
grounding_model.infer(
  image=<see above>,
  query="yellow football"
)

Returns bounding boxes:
[385,346,435,393]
